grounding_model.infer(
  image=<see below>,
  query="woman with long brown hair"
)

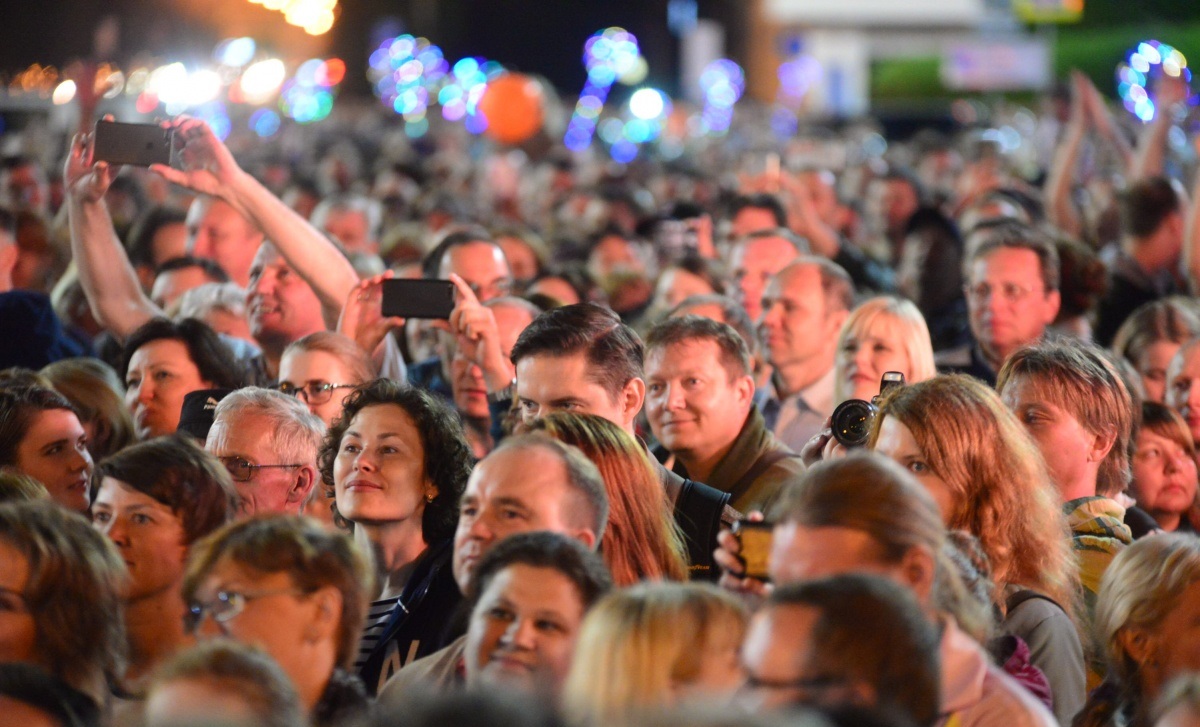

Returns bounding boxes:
[868,374,1085,725]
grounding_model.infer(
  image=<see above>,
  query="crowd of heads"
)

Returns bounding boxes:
[1,64,1200,727]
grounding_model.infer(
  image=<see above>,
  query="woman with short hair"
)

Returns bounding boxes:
[0,385,92,512]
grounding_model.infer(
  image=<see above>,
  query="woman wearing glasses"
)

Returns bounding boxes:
[278,332,375,427]
[182,515,372,726]
[88,435,239,699]
[316,378,472,696]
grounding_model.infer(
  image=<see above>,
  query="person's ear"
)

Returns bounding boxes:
[287,466,317,505]
[1088,428,1117,467]
[898,544,937,605]
[572,528,598,551]
[621,377,646,425]
[1117,627,1157,672]
[826,308,850,338]
[735,374,755,407]
[303,585,343,644]
[1042,289,1062,325]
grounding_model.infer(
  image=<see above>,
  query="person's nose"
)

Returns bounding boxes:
[136,378,155,403]
[101,515,129,547]
[666,382,686,411]
[71,446,92,474]
[195,611,225,639]
[501,615,537,650]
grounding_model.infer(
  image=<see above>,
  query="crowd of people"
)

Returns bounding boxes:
[1,66,1200,727]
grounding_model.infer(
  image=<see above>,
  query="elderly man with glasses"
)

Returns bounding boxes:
[205,386,326,517]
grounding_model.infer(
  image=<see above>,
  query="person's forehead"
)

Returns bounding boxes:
[471,448,570,504]
[647,337,723,371]
[970,246,1043,282]
[209,411,275,455]
[517,352,603,391]
[130,338,191,366]
[201,555,291,592]
[480,563,582,610]
[443,242,507,273]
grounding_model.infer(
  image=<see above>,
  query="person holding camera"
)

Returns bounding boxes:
[644,315,802,517]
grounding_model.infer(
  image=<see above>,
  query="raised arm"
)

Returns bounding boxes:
[1129,76,1188,181]
[64,132,161,341]
[1044,72,1088,239]
[152,118,359,328]
[1183,146,1200,294]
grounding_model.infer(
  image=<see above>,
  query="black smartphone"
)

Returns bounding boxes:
[733,520,774,581]
[381,278,456,319]
[93,120,173,167]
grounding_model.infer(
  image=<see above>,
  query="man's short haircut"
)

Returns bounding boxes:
[182,514,373,671]
[645,315,751,379]
[127,205,187,270]
[465,530,613,611]
[90,434,238,545]
[211,387,326,468]
[149,640,305,727]
[741,228,810,255]
[997,341,1134,497]
[668,294,758,357]
[422,227,500,278]
[489,434,609,543]
[154,255,230,283]
[767,574,941,727]
[783,256,856,314]
[778,452,945,561]
[728,193,788,228]
[311,193,384,242]
[510,303,644,401]
[964,220,1060,292]
[1122,176,1182,239]
[175,282,248,324]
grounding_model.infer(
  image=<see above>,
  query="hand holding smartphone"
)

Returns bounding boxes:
[380,278,456,319]
[92,120,174,168]
[732,520,774,581]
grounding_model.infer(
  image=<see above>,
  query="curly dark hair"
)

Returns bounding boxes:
[121,317,248,390]
[317,379,472,543]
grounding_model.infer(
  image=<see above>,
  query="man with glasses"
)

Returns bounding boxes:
[937,221,1061,386]
[205,387,325,517]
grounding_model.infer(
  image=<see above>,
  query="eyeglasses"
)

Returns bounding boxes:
[219,456,303,483]
[184,588,306,633]
[276,381,356,405]
[962,282,1043,305]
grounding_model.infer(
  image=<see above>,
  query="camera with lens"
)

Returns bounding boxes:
[831,371,905,448]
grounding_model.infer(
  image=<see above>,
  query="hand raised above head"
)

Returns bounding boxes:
[149,116,245,201]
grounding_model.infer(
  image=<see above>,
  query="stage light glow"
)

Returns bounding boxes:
[250,108,281,137]
[215,38,257,67]
[629,88,668,120]
[241,59,286,105]
[1115,39,1194,122]
[185,69,223,106]
[52,80,76,105]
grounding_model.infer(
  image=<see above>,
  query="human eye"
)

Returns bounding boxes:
[488,606,515,621]
[907,460,930,474]
[519,399,538,414]
[535,618,566,634]
[154,370,174,382]
[131,513,153,525]
[460,502,478,517]
[341,440,361,453]
[126,376,141,388]
[92,510,112,525]
[647,382,664,395]
[500,506,526,521]
[0,593,23,612]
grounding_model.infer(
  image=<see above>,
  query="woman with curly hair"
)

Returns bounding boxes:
[1076,534,1200,727]
[316,378,472,696]
[868,374,1085,725]
[525,412,688,585]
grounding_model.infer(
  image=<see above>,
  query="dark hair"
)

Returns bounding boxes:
[154,255,230,283]
[768,574,941,727]
[665,254,728,296]
[728,194,788,228]
[466,531,613,609]
[1054,238,1107,319]
[372,687,565,727]
[121,317,248,389]
[90,434,238,544]
[0,500,127,700]
[668,294,758,357]
[317,379,472,542]
[422,227,499,278]
[0,663,101,727]
[964,220,1060,292]
[1122,176,1182,238]
[126,205,187,270]
[148,640,304,727]
[0,386,78,467]
[182,515,372,671]
[510,303,644,400]
[0,205,16,239]
[646,315,751,378]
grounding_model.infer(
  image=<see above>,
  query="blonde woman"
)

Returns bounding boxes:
[526,412,688,585]
[833,295,937,405]
[564,582,747,724]
[868,374,1085,725]
[1077,534,1200,727]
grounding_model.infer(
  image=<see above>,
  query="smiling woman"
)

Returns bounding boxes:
[0,385,92,513]
[89,435,239,694]
[316,379,472,695]
[833,296,937,406]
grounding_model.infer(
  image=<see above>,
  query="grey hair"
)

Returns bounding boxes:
[176,282,248,321]
[209,387,326,467]
[311,193,384,242]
